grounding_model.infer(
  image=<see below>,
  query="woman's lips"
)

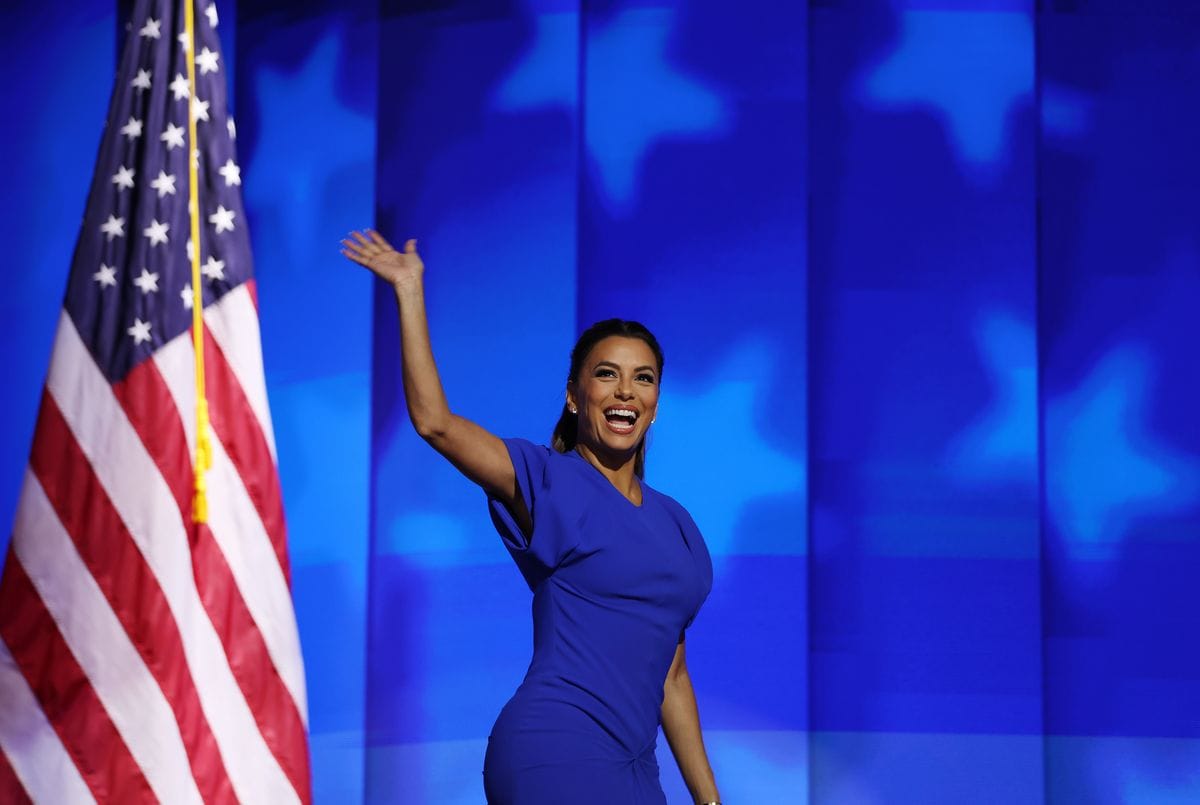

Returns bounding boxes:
[603,417,636,435]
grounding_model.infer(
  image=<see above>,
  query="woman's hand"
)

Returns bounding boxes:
[341,229,423,292]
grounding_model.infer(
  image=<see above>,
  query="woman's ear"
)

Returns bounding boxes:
[565,383,577,414]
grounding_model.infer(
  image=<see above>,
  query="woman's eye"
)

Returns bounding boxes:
[596,368,616,377]
[637,374,655,383]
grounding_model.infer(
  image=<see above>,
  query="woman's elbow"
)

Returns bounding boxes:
[411,411,450,442]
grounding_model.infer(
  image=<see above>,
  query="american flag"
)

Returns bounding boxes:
[0,1,311,802]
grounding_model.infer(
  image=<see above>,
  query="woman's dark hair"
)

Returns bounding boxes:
[551,319,664,479]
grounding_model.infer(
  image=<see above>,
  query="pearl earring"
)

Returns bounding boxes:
[569,406,577,414]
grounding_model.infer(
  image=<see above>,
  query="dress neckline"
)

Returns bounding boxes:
[569,448,645,508]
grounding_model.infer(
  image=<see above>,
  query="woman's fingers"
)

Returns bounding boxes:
[340,237,370,259]
[345,230,390,263]
[341,229,419,276]
[368,229,395,250]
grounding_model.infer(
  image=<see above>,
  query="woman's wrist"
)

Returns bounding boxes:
[392,276,424,302]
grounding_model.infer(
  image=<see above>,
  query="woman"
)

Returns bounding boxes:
[342,230,721,805]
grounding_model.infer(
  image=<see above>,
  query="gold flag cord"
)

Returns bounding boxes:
[184,0,212,524]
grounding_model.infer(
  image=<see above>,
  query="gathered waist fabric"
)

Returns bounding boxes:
[483,682,666,805]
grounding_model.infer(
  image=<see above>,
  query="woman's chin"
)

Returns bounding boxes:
[582,432,642,463]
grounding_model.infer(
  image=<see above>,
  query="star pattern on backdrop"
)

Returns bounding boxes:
[651,339,805,558]
[861,9,1032,178]
[493,6,729,210]
[246,30,372,267]
[1047,346,1200,555]
[946,310,1037,483]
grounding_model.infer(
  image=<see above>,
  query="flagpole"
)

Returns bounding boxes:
[184,0,211,524]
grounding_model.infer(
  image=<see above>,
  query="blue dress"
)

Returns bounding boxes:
[483,439,713,805]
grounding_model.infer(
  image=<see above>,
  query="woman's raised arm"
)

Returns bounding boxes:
[341,230,529,534]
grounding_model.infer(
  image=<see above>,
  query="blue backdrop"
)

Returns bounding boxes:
[1,1,1197,803]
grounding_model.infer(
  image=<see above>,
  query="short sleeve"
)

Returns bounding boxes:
[669,500,714,632]
[487,438,579,587]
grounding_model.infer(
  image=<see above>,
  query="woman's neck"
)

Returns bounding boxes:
[574,443,641,504]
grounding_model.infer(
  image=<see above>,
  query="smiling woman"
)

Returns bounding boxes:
[550,319,664,487]
[341,230,721,805]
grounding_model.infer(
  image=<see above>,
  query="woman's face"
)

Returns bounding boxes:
[567,335,660,462]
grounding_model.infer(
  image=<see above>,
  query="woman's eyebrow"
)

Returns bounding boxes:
[593,360,656,374]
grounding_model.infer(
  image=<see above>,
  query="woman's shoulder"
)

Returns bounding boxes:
[502,438,595,491]
[501,437,573,466]
[643,483,698,528]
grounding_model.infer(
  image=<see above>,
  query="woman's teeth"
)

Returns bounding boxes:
[603,408,637,433]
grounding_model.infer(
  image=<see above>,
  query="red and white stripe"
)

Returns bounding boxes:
[0,286,310,803]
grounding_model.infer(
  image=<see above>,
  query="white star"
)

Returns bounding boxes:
[209,205,235,234]
[178,31,191,53]
[181,286,195,310]
[227,117,236,140]
[651,340,805,557]
[192,147,200,170]
[191,98,209,123]
[201,255,226,280]
[205,4,219,27]
[195,47,220,75]
[161,122,185,150]
[93,264,117,288]
[863,13,1031,176]
[131,69,152,92]
[186,238,195,261]
[139,18,161,39]
[111,165,135,190]
[127,318,152,345]
[143,219,170,246]
[495,7,728,208]
[170,73,190,101]
[132,268,160,294]
[217,158,241,187]
[150,170,176,198]
[1047,347,1200,556]
[100,215,125,240]
[120,117,143,140]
